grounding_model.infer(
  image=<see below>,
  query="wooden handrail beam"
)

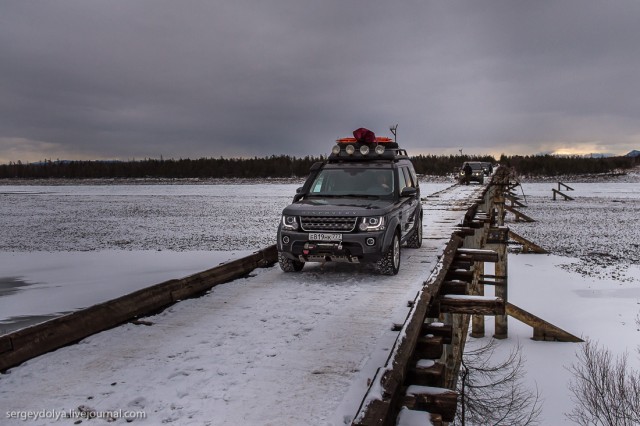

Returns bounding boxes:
[558,182,574,191]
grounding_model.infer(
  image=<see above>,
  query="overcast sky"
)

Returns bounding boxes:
[2,1,640,164]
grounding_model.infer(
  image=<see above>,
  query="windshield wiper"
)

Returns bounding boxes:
[337,194,380,199]
[308,193,380,199]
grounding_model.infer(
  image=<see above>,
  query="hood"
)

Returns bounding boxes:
[282,197,394,217]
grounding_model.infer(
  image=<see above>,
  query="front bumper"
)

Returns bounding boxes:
[459,173,484,183]
[277,229,387,263]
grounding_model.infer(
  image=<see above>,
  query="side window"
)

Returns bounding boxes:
[311,175,324,193]
[397,167,407,192]
[408,165,419,188]
[402,167,414,188]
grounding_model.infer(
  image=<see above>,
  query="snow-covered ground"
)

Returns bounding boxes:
[0,177,639,425]
[493,180,640,424]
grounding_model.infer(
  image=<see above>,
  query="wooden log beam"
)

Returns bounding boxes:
[552,188,575,201]
[403,385,459,422]
[439,295,505,315]
[441,281,467,295]
[508,230,549,254]
[0,245,278,372]
[445,269,474,282]
[506,303,583,342]
[421,323,452,345]
[453,227,477,237]
[451,260,473,270]
[478,279,504,286]
[456,248,499,262]
[504,205,536,222]
[558,182,574,191]
[407,361,446,387]
[415,335,444,359]
[396,408,443,426]
[505,193,527,208]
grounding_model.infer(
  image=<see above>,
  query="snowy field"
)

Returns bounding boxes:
[0,180,450,332]
[1,176,639,424]
[495,179,640,424]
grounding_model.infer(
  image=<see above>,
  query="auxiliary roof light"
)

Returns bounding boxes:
[331,145,341,155]
[359,145,370,155]
[375,145,385,155]
[345,144,355,155]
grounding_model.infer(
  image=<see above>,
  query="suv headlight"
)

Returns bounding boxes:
[282,215,299,231]
[359,216,385,231]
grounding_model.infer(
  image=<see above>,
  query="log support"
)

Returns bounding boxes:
[504,205,536,222]
[506,303,583,342]
[552,188,574,201]
[558,182,574,191]
[508,230,549,254]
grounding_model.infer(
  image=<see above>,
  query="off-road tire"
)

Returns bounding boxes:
[278,252,304,272]
[376,231,400,275]
[406,213,422,248]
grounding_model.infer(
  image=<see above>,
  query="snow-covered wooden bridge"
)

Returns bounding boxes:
[1,171,574,425]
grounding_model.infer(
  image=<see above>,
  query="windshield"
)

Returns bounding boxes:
[309,168,394,197]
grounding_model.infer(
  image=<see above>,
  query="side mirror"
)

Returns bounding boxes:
[296,187,303,194]
[401,187,417,197]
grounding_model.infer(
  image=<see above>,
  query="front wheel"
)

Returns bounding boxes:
[376,231,401,275]
[278,252,304,272]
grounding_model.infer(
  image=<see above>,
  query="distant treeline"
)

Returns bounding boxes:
[0,154,638,179]
[498,154,639,176]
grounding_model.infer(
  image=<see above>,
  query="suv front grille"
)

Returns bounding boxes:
[300,216,357,232]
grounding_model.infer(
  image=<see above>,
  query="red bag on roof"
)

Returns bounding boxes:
[353,128,376,144]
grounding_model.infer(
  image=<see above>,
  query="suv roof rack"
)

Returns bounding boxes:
[329,128,409,162]
[328,145,409,162]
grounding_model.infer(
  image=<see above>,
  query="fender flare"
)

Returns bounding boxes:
[382,217,401,252]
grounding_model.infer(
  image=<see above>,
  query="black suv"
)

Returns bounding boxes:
[277,130,423,275]
[458,161,485,184]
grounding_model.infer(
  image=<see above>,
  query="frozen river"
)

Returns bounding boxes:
[0,180,451,333]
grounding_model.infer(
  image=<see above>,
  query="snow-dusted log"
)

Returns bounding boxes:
[403,385,459,422]
[439,295,505,315]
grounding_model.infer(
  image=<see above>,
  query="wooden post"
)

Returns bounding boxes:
[494,241,508,339]
[470,260,485,337]
[494,194,505,227]
[486,225,509,340]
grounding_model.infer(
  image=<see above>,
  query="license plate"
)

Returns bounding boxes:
[309,233,342,242]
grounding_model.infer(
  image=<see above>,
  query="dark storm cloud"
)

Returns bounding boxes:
[1,0,640,163]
